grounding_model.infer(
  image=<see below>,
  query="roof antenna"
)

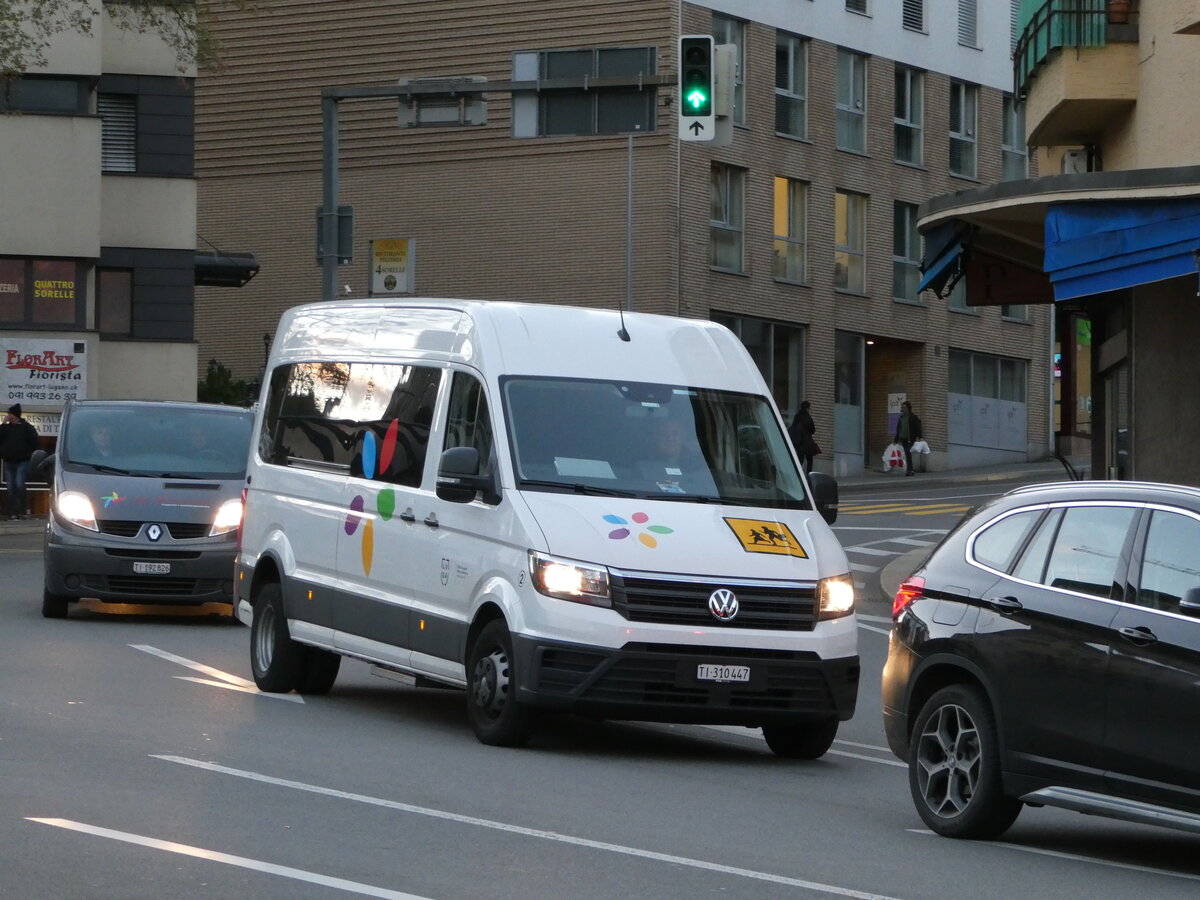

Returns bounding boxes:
[618,133,634,342]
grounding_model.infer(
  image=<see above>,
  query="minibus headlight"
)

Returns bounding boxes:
[529,551,611,608]
[56,491,98,532]
[210,498,244,536]
[818,573,855,620]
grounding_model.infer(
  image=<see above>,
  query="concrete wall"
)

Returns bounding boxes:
[95,339,198,401]
[100,177,196,249]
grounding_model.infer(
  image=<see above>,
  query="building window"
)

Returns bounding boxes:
[893,203,921,302]
[834,190,867,293]
[958,0,978,47]
[775,32,807,138]
[894,66,923,165]
[836,49,866,153]
[1002,95,1028,181]
[903,0,925,31]
[99,94,137,173]
[711,164,745,273]
[97,269,133,335]
[773,177,807,283]
[711,313,806,416]
[512,47,657,137]
[712,15,746,126]
[0,75,90,114]
[1002,303,1029,321]
[949,81,977,179]
[0,258,84,328]
[947,275,971,311]
[846,0,869,14]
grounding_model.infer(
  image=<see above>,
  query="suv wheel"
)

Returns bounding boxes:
[909,684,1021,839]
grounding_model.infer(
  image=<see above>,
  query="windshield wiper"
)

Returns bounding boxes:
[82,462,135,476]
[657,494,724,504]
[156,472,202,479]
[519,478,639,498]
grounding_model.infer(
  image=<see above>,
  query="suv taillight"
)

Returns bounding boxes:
[892,576,925,620]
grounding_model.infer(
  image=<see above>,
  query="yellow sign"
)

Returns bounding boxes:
[723,518,808,557]
[370,239,414,295]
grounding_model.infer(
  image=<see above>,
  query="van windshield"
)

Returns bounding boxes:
[63,405,253,479]
[501,377,810,509]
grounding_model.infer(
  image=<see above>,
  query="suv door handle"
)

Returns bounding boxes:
[399,507,416,523]
[423,513,439,529]
[1117,625,1158,646]
[985,596,1024,614]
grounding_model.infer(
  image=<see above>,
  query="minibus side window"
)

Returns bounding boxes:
[346,363,441,486]
[444,372,494,478]
[260,362,354,470]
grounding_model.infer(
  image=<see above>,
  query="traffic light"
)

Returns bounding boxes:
[679,35,714,117]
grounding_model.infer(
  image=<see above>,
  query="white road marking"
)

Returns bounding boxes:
[909,829,1200,882]
[130,644,304,703]
[846,546,899,557]
[857,613,893,625]
[834,526,950,532]
[27,818,433,899]
[155,756,905,899]
[857,622,891,636]
[850,562,879,573]
[889,537,936,547]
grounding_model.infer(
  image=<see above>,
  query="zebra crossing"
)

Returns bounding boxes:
[836,531,944,597]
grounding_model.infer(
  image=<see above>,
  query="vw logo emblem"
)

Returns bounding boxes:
[147,524,162,542]
[708,588,739,621]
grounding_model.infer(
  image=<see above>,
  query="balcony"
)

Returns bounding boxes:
[1014,0,1139,148]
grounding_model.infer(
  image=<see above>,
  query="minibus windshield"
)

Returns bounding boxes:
[63,406,253,479]
[501,377,810,509]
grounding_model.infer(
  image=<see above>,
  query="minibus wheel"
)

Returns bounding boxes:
[467,620,536,746]
[762,717,838,759]
[250,582,303,693]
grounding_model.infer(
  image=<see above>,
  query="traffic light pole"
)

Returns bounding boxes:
[320,94,340,303]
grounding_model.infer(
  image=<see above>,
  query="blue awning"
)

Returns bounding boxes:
[1044,200,1200,301]
[917,221,968,296]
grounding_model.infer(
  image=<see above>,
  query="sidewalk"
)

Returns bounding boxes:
[836,455,1083,492]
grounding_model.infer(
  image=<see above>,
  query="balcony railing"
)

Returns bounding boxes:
[1014,1,1137,98]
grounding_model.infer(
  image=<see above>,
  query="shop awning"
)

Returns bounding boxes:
[1044,200,1200,301]
[916,222,967,296]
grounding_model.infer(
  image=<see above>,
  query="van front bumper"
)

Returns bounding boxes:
[511,634,858,726]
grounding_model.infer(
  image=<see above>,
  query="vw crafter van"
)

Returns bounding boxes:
[237,300,859,755]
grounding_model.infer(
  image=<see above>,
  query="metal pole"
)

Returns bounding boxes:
[626,133,633,312]
[321,94,339,303]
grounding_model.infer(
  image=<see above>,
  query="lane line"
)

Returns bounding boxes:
[890,537,938,547]
[857,622,891,637]
[845,547,898,557]
[850,563,879,573]
[909,829,1200,882]
[27,819,433,899]
[857,613,893,625]
[154,756,905,900]
[131,644,304,703]
[833,527,949,533]
[174,676,305,702]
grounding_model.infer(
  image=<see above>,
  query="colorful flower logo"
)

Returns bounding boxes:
[344,425,400,575]
[101,491,123,509]
[604,512,674,548]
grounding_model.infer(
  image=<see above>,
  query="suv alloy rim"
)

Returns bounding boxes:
[914,702,982,817]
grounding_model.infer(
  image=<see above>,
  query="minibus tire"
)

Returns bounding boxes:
[762,717,838,759]
[467,620,536,746]
[42,587,69,619]
[298,647,341,695]
[250,582,303,693]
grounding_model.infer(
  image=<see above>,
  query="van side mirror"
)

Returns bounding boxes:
[1181,587,1200,618]
[436,446,499,505]
[808,471,838,525]
[30,449,55,478]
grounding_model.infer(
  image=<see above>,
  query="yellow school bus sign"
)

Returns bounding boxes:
[723,517,809,557]
[370,239,415,295]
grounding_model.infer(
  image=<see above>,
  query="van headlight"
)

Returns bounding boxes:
[817,573,855,620]
[529,551,611,608]
[210,498,244,536]
[56,491,98,532]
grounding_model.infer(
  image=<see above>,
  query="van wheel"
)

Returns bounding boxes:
[762,717,838,759]
[250,582,303,693]
[909,684,1021,839]
[298,647,341,695]
[467,620,536,746]
[42,588,70,619]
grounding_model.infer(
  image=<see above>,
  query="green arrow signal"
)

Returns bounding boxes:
[686,89,709,110]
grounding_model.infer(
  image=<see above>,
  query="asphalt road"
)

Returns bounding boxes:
[4,488,1200,899]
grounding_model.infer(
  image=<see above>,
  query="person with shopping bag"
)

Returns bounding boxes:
[894,400,923,477]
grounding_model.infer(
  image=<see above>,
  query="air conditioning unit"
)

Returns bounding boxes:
[1061,148,1097,174]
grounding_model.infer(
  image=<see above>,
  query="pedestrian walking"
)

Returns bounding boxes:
[894,400,923,477]
[1,403,40,518]
[789,400,818,475]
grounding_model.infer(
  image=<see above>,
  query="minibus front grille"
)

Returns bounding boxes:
[81,575,223,596]
[609,574,817,631]
[95,521,211,540]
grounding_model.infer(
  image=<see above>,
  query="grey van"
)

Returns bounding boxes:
[36,400,253,618]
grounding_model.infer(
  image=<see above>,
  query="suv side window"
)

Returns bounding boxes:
[971,509,1043,572]
[443,372,494,478]
[1011,507,1062,584]
[1039,506,1135,598]
[1135,510,1200,612]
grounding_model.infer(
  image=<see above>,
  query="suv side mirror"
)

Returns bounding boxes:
[808,471,838,525]
[436,446,500,505]
[1181,586,1200,618]
[30,449,55,478]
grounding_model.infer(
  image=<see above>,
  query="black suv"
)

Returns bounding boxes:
[883,481,1200,839]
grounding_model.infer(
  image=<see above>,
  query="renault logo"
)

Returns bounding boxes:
[708,588,739,621]
[147,524,162,542]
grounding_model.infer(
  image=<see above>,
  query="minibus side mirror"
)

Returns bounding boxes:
[808,472,838,525]
[30,449,55,478]
[437,446,500,505]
